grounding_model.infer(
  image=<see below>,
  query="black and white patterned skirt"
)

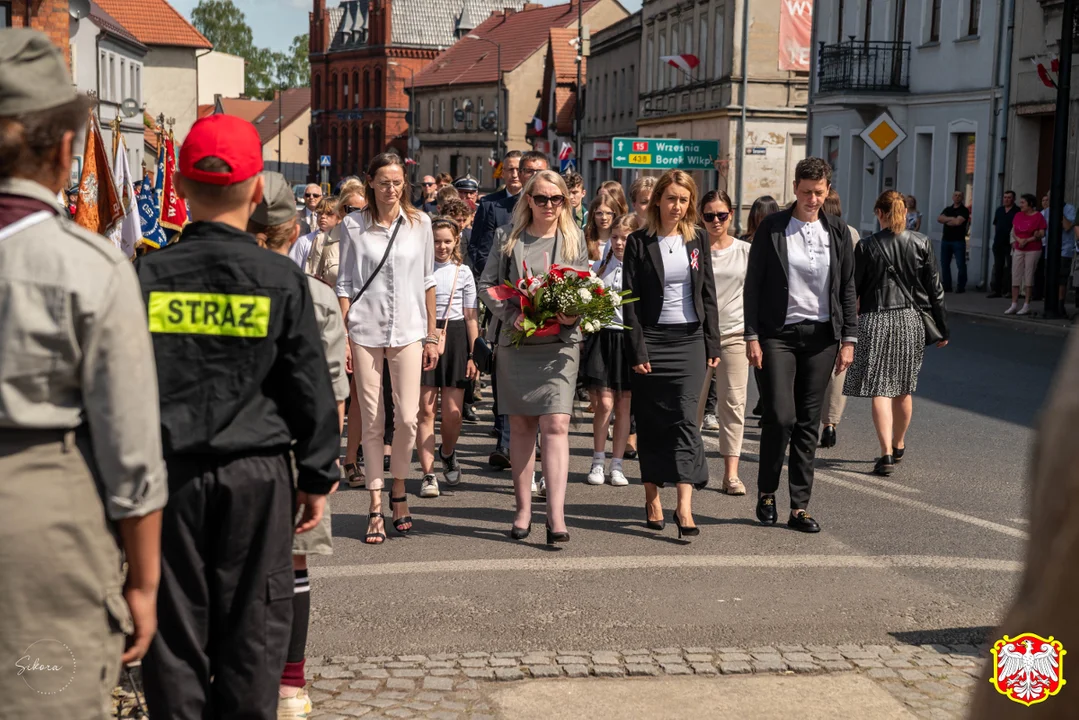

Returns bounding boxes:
[843,308,925,398]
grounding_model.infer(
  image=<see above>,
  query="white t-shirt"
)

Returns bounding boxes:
[785,216,832,324]
[289,231,316,269]
[432,260,478,321]
[657,234,699,324]
[592,254,624,327]
[710,240,751,336]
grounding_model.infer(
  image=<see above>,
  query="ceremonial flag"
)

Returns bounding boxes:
[109,138,140,258]
[660,54,700,74]
[159,131,188,237]
[74,112,123,236]
[153,140,165,200]
[137,176,167,250]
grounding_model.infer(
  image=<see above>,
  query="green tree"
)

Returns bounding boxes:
[191,0,288,100]
[275,34,310,89]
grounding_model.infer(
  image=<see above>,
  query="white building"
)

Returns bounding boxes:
[808,0,1011,286]
[197,51,246,105]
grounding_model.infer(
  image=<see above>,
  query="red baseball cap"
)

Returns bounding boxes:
[179,115,264,185]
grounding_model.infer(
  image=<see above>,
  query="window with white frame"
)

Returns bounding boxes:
[966,0,980,36]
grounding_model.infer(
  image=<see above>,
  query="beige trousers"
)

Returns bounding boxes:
[822,369,848,426]
[352,342,422,490]
[716,334,749,456]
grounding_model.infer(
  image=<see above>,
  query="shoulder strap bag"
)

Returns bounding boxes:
[349,216,403,308]
[434,264,461,356]
[868,231,944,346]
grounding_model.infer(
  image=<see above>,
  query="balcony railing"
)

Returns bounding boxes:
[817,39,911,94]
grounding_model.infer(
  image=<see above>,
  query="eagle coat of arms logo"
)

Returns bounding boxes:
[989,633,1066,706]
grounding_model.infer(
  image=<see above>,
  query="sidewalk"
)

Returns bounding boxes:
[946,291,1073,336]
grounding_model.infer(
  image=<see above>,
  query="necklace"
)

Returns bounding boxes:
[661,235,680,254]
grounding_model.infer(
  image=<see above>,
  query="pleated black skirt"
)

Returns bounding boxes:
[631,323,708,488]
[581,328,634,392]
[422,319,471,389]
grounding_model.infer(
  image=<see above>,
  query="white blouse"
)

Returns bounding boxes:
[432,260,478,321]
[710,240,751,335]
[592,254,624,327]
[336,209,435,348]
[657,234,699,324]
[784,216,831,325]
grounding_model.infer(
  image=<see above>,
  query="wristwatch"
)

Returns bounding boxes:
[467,352,474,359]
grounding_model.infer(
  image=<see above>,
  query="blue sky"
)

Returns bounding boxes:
[169,0,642,53]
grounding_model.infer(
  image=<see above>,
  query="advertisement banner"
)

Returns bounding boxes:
[779,0,814,72]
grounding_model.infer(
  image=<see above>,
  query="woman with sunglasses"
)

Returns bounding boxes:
[699,190,750,495]
[478,170,589,544]
[623,170,722,539]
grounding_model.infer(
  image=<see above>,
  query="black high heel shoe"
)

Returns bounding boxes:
[672,510,700,539]
[644,503,665,531]
[509,523,531,540]
[389,495,413,534]
[546,522,569,545]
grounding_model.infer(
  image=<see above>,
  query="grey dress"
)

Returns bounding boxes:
[478,226,590,415]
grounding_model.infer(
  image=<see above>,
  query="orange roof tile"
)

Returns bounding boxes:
[94,0,212,49]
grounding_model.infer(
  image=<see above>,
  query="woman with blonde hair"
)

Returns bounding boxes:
[630,175,657,226]
[584,190,620,261]
[600,180,629,216]
[844,190,949,476]
[623,170,722,539]
[337,153,439,545]
[478,169,590,544]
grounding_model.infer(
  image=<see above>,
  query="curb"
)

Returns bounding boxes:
[949,307,1073,337]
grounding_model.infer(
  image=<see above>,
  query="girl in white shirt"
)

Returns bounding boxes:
[336,153,439,545]
[417,218,480,499]
[582,214,640,487]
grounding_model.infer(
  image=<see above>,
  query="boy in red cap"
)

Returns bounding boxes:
[134,114,340,719]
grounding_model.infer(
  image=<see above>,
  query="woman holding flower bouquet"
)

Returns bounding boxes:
[478,170,590,544]
[623,170,722,539]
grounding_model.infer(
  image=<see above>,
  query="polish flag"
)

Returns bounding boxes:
[661,54,700,74]
[532,116,546,133]
[404,157,417,166]
[488,157,497,167]
[558,142,574,162]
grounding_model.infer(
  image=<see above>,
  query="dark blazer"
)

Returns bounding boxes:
[622,226,722,366]
[855,229,949,340]
[468,190,518,270]
[298,218,312,236]
[743,208,857,343]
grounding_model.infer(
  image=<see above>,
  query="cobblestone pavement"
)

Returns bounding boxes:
[115,642,986,719]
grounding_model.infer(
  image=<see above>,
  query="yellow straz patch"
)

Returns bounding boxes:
[147,291,271,337]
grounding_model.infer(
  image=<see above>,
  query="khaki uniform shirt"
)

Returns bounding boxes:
[306,276,349,403]
[0,178,167,520]
[305,226,340,289]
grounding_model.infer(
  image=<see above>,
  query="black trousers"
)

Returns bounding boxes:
[143,452,295,720]
[758,321,839,510]
[990,244,1010,294]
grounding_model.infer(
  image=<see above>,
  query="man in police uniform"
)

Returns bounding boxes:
[135,115,340,718]
[0,29,168,719]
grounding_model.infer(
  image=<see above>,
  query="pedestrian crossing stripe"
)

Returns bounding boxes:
[147,291,271,338]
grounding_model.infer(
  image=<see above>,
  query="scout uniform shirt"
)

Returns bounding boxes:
[133,220,339,495]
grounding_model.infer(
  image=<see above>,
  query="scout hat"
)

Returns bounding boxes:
[180,115,263,186]
[0,29,79,115]
[250,171,298,227]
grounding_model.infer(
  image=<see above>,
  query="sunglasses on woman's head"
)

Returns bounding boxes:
[703,211,731,223]
[342,205,359,214]
[531,194,565,207]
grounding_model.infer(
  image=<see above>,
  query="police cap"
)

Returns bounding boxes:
[453,175,479,193]
[0,29,79,116]
[250,171,298,227]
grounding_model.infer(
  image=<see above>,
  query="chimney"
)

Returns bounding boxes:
[503,6,516,15]
[522,2,543,9]
[311,0,328,53]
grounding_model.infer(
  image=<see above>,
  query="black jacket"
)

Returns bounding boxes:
[622,226,722,365]
[743,209,858,343]
[468,189,517,270]
[854,229,949,340]
[134,221,340,495]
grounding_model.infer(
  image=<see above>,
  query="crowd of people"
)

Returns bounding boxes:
[0,28,960,720]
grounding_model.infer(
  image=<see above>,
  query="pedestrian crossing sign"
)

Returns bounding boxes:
[860,113,906,160]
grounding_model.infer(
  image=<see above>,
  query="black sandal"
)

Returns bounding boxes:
[365,512,386,544]
[893,447,905,463]
[345,462,365,488]
[390,496,413,534]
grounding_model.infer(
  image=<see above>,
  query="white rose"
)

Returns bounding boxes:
[577,288,592,303]
[610,293,622,307]
[583,320,598,333]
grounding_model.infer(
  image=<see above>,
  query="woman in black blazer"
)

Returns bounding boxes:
[623,170,721,539]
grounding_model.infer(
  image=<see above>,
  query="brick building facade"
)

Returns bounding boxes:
[4,0,72,65]
[308,0,513,185]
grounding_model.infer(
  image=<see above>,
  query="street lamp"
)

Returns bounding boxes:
[466,34,502,163]
[388,61,417,183]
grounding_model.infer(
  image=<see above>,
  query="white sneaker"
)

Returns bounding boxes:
[419,473,440,498]
[610,468,629,486]
[586,464,606,485]
[1004,303,1018,315]
[537,476,547,498]
[1017,304,1031,316]
[278,688,312,720]
[531,475,538,493]
[702,413,720,431]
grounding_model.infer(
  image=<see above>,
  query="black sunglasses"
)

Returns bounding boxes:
[703,211,731,223]
[531,194,565,207]
[304,192,322,198]
[423,181,435,187]
[342,205,360,214]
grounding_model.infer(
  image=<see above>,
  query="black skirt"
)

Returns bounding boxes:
[631,323,708,488]
[581,328,634,392]
[422,319,471,389]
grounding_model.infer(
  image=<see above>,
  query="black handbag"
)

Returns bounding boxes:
[472,335,494,375]
[349,217,403,308]
[868,232,945,346]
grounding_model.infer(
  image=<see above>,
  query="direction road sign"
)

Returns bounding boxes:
[319,155,332,168]
[611,137,719,170]
[560,158,576,173]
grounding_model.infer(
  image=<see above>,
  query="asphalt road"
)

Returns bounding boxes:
[307,317,1068,658]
